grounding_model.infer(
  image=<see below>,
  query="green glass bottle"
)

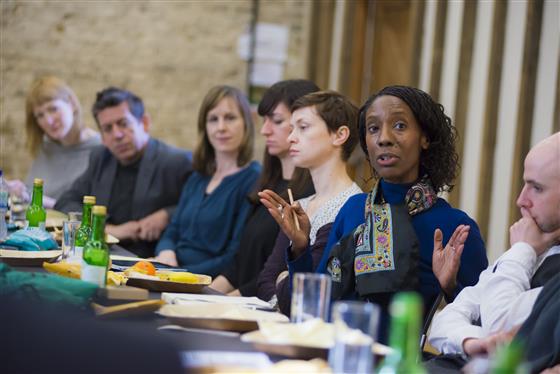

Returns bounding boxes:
[490,340,527,374]
[26,178,46,228]
[74,195,96,258]
[81,205,109,287]
[378,292,426,374]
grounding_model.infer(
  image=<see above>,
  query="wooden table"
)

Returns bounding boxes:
[7,243,264,355]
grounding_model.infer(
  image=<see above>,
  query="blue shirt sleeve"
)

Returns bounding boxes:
[316,194,367,272]
[155,175,197,254]
[455,216,488,291]
[287,193,367,275]
[185,195,254,277]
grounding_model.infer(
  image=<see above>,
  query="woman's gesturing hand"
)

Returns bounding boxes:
[432,224,470,297]
[258,189,311,257]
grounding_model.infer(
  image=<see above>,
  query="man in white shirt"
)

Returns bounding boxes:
[429,132,560,357]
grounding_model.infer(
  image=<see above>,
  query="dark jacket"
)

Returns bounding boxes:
[56,138,191,219]
[518,272,560,373]
[55,138,192,257]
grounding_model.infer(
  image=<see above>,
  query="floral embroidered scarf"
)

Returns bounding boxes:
[328,176,437,300]
[353,176,437,276]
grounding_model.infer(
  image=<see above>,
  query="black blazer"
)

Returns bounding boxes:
[55,137,192,221]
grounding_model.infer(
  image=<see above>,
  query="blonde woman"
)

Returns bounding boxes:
[8,76,100,208]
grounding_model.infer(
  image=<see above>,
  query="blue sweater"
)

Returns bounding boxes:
[289,179,488,308]
[156,161,261,277]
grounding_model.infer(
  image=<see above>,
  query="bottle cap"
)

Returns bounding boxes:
[92,205,107,215]
[33,178,44,186]
[83,196,96,204]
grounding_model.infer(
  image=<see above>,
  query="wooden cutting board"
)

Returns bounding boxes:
[92,299,165,319]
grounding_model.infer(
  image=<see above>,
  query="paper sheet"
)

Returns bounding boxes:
[181,350,271,369]
[161,292,273,310]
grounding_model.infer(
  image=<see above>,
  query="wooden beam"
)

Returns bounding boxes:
[448,0,477,207]
[476,0,507,241]
[360,0,377,102]
[307,0,335,89]
[429,0,447,100]
[508,0,544,228]
[409,0,426,88]
[339,0,369,104]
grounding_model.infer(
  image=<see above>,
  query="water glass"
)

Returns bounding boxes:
[67,211,82,222]
[328,301,380,374]
[61,220,80,261]
[290,273,332,323]
[9,195,28,225]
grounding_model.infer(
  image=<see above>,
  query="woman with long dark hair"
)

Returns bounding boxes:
[210,80,318,295]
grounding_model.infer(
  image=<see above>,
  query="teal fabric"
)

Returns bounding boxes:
[0,263,97,306]
[3,228,58,251]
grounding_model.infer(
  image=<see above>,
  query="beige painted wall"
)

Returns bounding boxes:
[0,0,312,180]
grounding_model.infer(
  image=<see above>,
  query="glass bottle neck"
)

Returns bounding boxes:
[90,214,106,241]
[31,184,43,206]
[82,203,93,227]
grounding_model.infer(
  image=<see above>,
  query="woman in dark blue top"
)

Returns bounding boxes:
[210,80,318,295]
[154,86,260,277]
[278,86,488,319]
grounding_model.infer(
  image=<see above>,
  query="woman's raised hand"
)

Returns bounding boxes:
[258,189,311,257]
[432,224,470,297]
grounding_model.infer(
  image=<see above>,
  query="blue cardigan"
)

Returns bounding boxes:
[156,161,261,277]
[288,179,489,308]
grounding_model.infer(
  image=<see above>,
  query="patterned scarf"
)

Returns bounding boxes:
[353,176,437,277]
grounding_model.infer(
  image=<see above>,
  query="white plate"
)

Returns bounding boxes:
[157,303,289,332]
[0,249,62,267]
[241,320,393,358]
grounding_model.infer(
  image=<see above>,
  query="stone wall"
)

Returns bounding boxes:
[0,0,312,180]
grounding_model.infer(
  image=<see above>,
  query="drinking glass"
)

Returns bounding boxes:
[67,211,82,222]
[9,195,28,226]
[61,220,80,261]
[290,273,332,323]
[328,301,380,374]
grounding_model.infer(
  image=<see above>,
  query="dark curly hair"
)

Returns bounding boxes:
[357,85,459,192]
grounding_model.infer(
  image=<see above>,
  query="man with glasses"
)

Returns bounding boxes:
[56,87,192,257]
